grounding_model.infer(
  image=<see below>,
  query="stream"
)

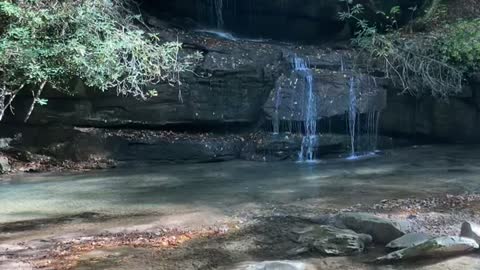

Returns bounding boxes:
[2,144,480,270]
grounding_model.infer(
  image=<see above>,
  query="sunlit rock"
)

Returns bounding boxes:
[386,232,433,250]
[376,236,479,262]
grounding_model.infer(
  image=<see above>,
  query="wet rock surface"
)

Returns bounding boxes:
[263,71,386,122]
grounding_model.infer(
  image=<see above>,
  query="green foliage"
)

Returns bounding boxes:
[0,0,201,122]
[411,0,447,31]
[438,19,480,71]
[338,0,464,98]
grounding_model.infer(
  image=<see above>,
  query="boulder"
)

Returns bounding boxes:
[460,221,480,245]
[375,236,479,262]
[335,213,406,244]
[263,70,386,122]
[231,260,316,270]
[292,225,372,256]
[386,232,433,250]
[0,155,10,174]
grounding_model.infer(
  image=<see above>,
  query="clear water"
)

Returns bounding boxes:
[2,145,480,224]
[294,56,318,162]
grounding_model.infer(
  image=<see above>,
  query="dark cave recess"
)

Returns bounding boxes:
[139,0,426,42]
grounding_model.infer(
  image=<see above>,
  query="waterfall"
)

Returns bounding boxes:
[340,56,345,73]
[347,76,358,159]
[273,86,282,135]
[294,56,318,162]
[347,76,382,159]
[366,111,381,152]
[214,0,224,29]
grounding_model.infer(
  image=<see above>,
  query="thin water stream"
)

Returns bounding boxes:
[294,56,318,162]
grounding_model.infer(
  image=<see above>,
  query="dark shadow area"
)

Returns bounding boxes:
[0,212,149,234]
[138,0,347,42]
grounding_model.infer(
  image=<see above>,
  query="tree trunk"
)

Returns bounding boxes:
[24,81,47,123]
[0,86,5,122]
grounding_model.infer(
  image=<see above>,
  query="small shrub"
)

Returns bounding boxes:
[338,0,464,98]
[438,19,480,71]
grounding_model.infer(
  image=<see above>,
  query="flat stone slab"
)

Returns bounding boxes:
[386,232,433,250]
[376,236,479,262]
[335,213,406,244]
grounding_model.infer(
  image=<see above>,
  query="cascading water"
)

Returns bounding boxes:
[346,76,381,159]
[340,56,345,73]
[273,86,282,135]
[294,56,318,162]
[214,0,224,29]
[366,111,381,152]
[347,76,358,159]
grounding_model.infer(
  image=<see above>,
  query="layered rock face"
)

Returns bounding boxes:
[381,74,480,143]
[11,37,281,127]
[9,28,386,130]
[264,71,386,122]
[2,26,388,163]
[4,0,479,165]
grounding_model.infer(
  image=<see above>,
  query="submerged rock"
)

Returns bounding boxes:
[336,213,406,244]
[292,225,372,256]
[460,221,480,245]
[375,236,479,262]
[0,155,10,174]
[386,232,433,250]
[231,260,316,270]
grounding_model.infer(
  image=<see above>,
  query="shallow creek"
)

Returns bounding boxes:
[2,145,480,269]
